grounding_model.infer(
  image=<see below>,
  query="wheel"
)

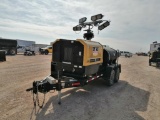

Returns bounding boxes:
[106,70,115,86]
[9,49,16,55]
[5,50,8,55]
[114,68,120,83]
[45,50,49,55]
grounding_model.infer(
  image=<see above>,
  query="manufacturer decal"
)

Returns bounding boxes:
[93,47,98,56]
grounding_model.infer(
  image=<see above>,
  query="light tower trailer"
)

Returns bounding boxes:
[26,14,121,107]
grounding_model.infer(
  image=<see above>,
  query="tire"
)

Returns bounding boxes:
[45,50,49,55]
[106,70,115,86]
[5,50,8,55]
[114,68,120,83]
[40,51,44,55]
[9,49,16,55]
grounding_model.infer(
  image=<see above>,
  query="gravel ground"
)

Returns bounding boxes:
[0,54,160,120]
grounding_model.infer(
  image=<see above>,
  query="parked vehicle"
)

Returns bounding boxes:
[149,47,160,67]
[0,38,17,55]
[150,42,160,53]
[120,51,132,57]
[40,46,52,55]
[136,52,148,56]
[17,40,35,53]
[24,49,35,56]
[0,38,37,55]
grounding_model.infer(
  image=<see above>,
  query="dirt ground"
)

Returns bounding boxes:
[0,54,160,120]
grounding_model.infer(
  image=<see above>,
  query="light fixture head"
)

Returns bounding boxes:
[91,14,103,21]
[79,17,87,24]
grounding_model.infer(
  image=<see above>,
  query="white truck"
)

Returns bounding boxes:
[120,51,132,57]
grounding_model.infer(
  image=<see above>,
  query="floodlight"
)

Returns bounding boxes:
[73,26,82,31]
[98,21,110,30]
[79,17,87,23]
[98,25,104,31]
[91,16,96,21]
[103,21,110,27]
[91,14,103,21]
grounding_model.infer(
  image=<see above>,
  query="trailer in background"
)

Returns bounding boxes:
[0,38,17,55]
[16,40,35,53]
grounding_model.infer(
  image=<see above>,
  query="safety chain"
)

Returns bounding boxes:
[32,83,46,108]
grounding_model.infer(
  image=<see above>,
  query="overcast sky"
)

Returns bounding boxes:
[0,0,160,53]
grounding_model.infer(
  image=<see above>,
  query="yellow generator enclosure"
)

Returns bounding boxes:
[51,39,103,78]
[77,39,103,66]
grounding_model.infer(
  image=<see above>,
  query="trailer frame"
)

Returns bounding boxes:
[26,63,121,105]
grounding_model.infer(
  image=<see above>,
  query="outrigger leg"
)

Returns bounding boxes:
[58,91,61,105]
[57,70,62,105]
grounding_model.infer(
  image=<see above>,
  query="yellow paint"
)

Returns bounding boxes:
[52,39,103,66]
[77,39,103,66]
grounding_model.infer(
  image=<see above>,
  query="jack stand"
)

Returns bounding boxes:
[58,91,61,105]
[57,70,62,105]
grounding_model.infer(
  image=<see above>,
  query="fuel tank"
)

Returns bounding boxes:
[103,46,119,65]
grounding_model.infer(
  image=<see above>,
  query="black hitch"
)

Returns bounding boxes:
[26,80,57,94]
[26,88,33,92]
